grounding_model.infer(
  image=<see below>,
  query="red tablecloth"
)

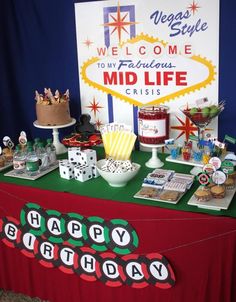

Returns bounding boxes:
[0,182,236,302]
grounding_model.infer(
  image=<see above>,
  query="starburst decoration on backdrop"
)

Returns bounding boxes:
[187,1,201,15]
[86,97,103,117]
[95,119,103,130]
[171,115,213,141]
[83,38,94,48]
[102,1,138,43]
[171,116,198,141]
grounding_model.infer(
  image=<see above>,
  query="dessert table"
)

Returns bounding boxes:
[0,149,235,302]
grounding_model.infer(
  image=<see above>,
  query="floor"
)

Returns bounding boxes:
[0,290,49,302]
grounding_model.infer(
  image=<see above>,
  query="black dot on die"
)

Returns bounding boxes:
[77,173,80,177]
[69,168,72,171]
[92,173,95,177]
[76,152,79,155]
[69,175,72,179]
[90,157,93,160]
[70,158,74,161]
[83,171,86,174]
[63,171,66,174]
[88,175,92,178]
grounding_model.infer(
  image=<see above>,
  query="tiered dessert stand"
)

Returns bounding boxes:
[33,118,76,154]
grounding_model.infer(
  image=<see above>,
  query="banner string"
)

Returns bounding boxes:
[158,229,236,254]
[0,188,233,222]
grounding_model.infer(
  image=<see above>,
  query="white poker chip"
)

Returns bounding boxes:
[209,157,221,170]
[212,171,226,185]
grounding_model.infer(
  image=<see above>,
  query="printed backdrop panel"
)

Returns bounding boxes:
[75,0,219,145]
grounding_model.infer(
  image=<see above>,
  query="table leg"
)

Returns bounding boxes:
[145,146,164,168]
[52,128,67,155]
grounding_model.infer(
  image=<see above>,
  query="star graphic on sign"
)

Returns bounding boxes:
[95,119,103,130]
[171,116,199,141]
[83,38,94,48]
[171,116,213,141]
[86,97,103,117]
[187,1,201,15]
[102,1,138,43]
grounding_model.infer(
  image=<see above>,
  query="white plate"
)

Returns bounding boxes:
[4,162,59,180]
[0,162,13,172]
[187,187,236,211]
[134,188,184,204]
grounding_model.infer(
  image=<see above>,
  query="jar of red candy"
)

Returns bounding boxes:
[138,105,169,144]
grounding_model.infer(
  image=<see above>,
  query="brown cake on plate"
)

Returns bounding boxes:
[35,88,72,126]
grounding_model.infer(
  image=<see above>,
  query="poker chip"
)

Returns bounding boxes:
[54,242,76,274]
[141,253,175,289]
[20,203,45,236]
[120,254,148,288]
[0,216,20,248]
[44,209,65,244]
[16,229,36,258]
[83,216,107,252]
[33,236,57,268]
[63,212,85,247]
[95,252,125,287]
[104,219,139,255]
[74,246,98,281]
[198,172,210,186]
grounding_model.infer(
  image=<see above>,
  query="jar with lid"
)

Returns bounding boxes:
[138,105,169,145]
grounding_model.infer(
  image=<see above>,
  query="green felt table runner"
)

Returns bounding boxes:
[0,147,235,218]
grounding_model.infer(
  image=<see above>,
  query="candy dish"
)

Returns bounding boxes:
[96,159,140,187]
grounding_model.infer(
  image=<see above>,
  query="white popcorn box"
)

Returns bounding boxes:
[59,161,75,180]
[68,147,81,164]
[74,165,93,182]
[91,164,100,178]
[79,149,97,166]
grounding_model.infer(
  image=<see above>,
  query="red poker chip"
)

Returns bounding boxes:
[0,216,20,248]
[54,242,76,274]
[120,254,148,288]
[74,246,98,282]
[141,253,175,289]
[16,229,36,258]
[95,252,125,287]
[33,237,57,268]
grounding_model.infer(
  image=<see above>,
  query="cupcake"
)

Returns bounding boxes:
[0,156,5,167]
[2,148,13,162]
[224,177,235,190]
[194,187,212,202]
[210,185,226,199]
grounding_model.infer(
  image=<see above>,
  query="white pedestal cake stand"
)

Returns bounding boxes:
[33,118,76,155]
[140,142,165,168]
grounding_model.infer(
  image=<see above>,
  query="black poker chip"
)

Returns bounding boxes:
[141,253,175,288]
[54,242,76,274]
[120,254,148,288]
[74,246,98,282]
[83,216,107,252]
[95,251,125,287]
[33,236,57,268]
[20,203,45,236]
[0,216,20,248]
[63,212,85,247]
[104,219,139,255]
[16,229,37,258]
[44,209,65,244]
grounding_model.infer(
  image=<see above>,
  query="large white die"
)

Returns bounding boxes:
[91,164,100,178]
[79,149,97,166]
[59,160,75,180]
[74,165,93,182]
[68,147,81,164]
